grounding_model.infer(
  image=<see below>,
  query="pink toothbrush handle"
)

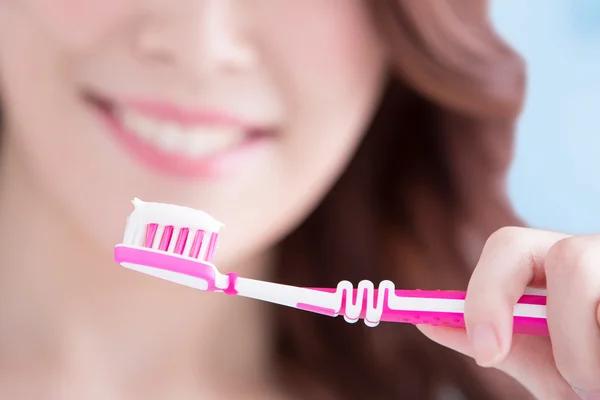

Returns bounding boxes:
[309,288,548,336]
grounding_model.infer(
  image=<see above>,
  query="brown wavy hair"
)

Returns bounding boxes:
[274,1,528,399]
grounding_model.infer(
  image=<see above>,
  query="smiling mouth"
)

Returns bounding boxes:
[118,109,248,158]
[84,92,272,159]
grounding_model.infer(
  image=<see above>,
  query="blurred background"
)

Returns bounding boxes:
[492,0,600,234]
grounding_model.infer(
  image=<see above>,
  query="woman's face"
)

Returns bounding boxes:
[0,0,386,267]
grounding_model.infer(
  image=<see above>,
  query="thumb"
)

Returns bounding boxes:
[416,325,578,399]
[569,307,600,400]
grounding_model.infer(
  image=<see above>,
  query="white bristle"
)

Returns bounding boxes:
[123,212,139,245]
[153,225,165,249]
[198,232,209,260]
[167,228,179,253]
[183,232,195,256]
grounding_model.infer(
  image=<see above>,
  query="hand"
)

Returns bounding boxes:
[417,227,600,400]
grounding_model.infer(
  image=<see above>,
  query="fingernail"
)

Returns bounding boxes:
[573,387,600,400]
[470,323,501,367]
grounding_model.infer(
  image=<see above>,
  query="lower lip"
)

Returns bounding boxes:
[88,98,272,179]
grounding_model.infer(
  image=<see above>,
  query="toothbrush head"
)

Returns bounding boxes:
[114,198,230,291]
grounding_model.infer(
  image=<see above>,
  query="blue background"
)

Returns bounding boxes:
[491,0,599,234]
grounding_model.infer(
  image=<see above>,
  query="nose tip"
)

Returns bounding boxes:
[206,32,256,73]
[133,4,256,75]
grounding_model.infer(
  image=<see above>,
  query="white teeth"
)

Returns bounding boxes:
[118,109,246,157]
[123,112,156,140]
[158,124,179,151]
[186,128,244,157]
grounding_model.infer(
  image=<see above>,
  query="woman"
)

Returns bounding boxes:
[0,0,597,399]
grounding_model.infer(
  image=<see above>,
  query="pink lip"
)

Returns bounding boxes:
[86,94,273,179]
[121,100,254,129]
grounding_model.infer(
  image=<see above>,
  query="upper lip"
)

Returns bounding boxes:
[86,92,271,131]
[121,100,255,129]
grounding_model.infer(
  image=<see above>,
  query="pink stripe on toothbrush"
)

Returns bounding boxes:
[174,228,189,255]
[296,287,549,336]
[308,288,546,306]
[114,246,218,291]
[145,223,158,247]
[158,226,174,251]
[189,230,205,258]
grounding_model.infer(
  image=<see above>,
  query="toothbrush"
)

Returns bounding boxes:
[114,198,548,336]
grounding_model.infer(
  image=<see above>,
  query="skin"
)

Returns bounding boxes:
[0,0,386,398]
[420,229,600,400]
[0,0,597,399]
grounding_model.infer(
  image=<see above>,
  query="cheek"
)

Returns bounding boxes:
[262,2,386,162]
[234,5,386,259]
[21,0,130,47]
[258,0,384,96]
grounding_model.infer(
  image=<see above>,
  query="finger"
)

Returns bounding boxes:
[417,325,493,392]
[416,325,472,357]
[572,387,600,400]
[545,235,600,396]
[418,325,579,399]
[464,227,570,367]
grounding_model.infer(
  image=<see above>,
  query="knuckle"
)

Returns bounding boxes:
[483,226,529,254]
[546,236,600,275]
